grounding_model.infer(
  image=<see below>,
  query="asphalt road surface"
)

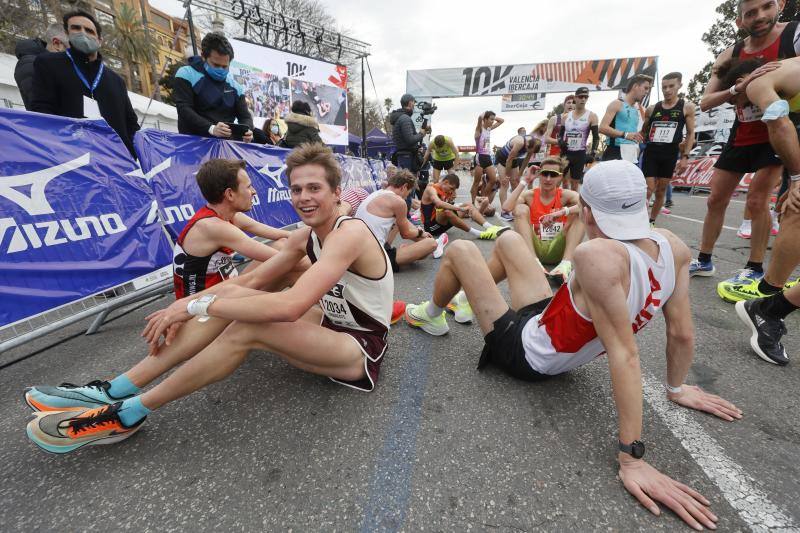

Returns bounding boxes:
[1,184,798,532]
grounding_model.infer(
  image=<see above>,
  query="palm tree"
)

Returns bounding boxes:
[107,3,155,95]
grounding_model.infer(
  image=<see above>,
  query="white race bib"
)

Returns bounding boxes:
[566,131,584,151]
[737,104,764,123]
[82,96,101,119]
[320,282,360,329]
[539,220,564,241]
[649,121,677,143]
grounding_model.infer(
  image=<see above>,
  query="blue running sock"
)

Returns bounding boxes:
[118,396,150,426]
[108,374,140,399]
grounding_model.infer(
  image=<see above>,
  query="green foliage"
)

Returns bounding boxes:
[158,60,184,106]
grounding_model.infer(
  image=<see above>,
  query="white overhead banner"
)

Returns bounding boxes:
[694,102,736,133]
[406,56,658,98]
[501,93,546,112]
[230,39,349,145]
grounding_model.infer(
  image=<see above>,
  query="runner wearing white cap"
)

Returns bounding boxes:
[405,160,742,530]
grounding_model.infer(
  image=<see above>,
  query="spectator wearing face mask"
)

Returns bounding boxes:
[261,118,283,145]
[173,32,254,142]
[30,10,140,158]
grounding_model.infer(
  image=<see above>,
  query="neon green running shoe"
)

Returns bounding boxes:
[785,278,798,290]
[716,276,768,303]
[478,225,510,240]
[446,292,475,324]
[404,301,449,336]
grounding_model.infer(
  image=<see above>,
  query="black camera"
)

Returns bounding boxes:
[418,101,437,131]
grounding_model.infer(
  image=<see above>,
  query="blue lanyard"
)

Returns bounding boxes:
[65,49,104,97]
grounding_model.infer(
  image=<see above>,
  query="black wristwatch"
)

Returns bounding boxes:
[619,440,645,459]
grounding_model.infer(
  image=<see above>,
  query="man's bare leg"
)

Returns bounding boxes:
[140,308,364,411]
[471,166,483,203]
[745,165,782,264]
[431,232,552,334]
[482,166,499,198]
[395,238,438,265]
[512,203,536,254]
[699,169,744,254]
[764,205,800,286]
[648,178,670,221]
[562,216,585,261]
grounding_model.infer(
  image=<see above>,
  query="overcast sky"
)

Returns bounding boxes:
[152,0,724,146]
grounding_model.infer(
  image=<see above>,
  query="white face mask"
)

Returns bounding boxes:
[270,125,280,134]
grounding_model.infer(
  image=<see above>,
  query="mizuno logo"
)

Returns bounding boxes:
[0,153,90,215]
[259,164,287,189]
[621,200,642,209]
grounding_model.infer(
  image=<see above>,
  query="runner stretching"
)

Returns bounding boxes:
[422,173,508,246]
[600,75,652,162]
[470,111,504,203]
[405,160,741,530]
[641,72,696,225]
[544,95,576,158]
[495,133,541,220]
[25,144,395,453]
[501,157,585,284]
[688,0,799,291]
[355,169,437,272]
[561,87,600,192]
[171,158,301,298]
[421,134,459,183]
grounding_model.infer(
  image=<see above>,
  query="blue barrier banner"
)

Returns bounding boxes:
[135,130,384,238]
[135,130,300,238]
[0,108,173,328]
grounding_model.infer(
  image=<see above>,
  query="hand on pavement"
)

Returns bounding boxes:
[668,384,742,421]
[619,456,718,530]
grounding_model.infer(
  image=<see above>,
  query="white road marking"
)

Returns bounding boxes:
[665,213,739,232]
[642,374,797,532]
[681,194,747,205]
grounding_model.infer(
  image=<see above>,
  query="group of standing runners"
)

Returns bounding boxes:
[19,2,800,529]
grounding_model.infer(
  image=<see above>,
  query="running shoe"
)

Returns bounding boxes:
[716,276,768,303]
[478,226,510,240]
[735,299,789,365]
[26,402,146,454]
[404,301,449,336]
[391,300,406,324]
[25,380,131,412]
[547,259,573,286]
[664,200,673,208]
[499,211,514,222]
[786,278,799,290]
[689,258,716,277]
[722,268,764,286]
[737,220,752,239]
[660,207,671,215]
[446,292,475,324]
[433,233,449,259]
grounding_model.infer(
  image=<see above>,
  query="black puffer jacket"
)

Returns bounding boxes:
[389,107,424,153]
[14,38,46,110]
[283,112,323,148]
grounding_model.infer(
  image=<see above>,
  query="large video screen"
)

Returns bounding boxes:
[230,39,349,146]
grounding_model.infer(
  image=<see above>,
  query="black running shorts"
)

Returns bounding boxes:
[384,243,399,273]
[642,148,679,178]
[714,141,781,174]
[432,158,455,170]
[564,150,588,182]
[476,154,493,169]
[477,298,552,382]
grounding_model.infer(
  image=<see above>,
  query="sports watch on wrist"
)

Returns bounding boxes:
[619,440,645,459]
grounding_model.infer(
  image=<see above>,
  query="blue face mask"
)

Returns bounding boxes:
[205,63,228,81]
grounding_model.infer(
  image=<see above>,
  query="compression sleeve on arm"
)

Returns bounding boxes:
[590,125,600,152]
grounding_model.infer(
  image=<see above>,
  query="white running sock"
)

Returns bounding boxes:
[481,221,493,229]
[426,301,445,317]
[469,228,482,236]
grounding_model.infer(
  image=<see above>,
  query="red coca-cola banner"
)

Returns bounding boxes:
[671,156,753,192]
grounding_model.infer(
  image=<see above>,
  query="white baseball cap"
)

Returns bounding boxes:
[580,160,650,241]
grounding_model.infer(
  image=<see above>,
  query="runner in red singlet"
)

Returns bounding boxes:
[405,160,742,530]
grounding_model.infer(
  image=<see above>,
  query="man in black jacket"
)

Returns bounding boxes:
[14,24,67,110]
[173,32,254,142]
[30,11,140,158]
[389,93,430,174]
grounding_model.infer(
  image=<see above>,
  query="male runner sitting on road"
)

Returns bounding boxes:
[355,169,437,272]
[171,158,301,298]
[405,160,741,530]
[600,75,652,162]
[501,157,585,284]
[711,56,800,303]
[421,173,508,249]
[640,72,696,225]
[495,133,541,220]
[25,144,395,453]
[421,134,459,184]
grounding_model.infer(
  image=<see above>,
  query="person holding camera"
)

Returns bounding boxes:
[389,93,430,174]
[173,32,254,142]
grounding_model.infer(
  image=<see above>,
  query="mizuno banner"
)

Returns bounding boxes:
[406,56,658,98]
[0,108,173,328]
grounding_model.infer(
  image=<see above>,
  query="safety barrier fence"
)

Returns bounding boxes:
[0,108,387,354]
